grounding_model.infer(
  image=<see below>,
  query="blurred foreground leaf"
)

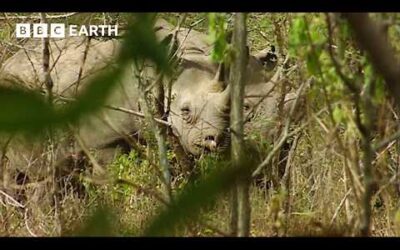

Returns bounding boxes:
[0,86,57,133]
[143,149,257,236]
[208,13,229,63]
[0,13,171,135]
[70,206,117,236]
[61,67,123,124]
[119,13,171,74]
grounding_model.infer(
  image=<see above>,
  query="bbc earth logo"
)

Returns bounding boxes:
[15,23,119,38]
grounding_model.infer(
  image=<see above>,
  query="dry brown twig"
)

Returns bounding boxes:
[252,77,312,177]
[24,208,38,237]
[71,130,106,176]
[0,189,25,208]
[44,91,172,127]
[0,12,78,20]
[329,188,353,227]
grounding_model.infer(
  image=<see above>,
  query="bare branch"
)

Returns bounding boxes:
[44,91,172,127]
[75,37,92,94]
[373,129,400,153]
[252,77,311,177]
[326,13,360,94]
[342,13,392,236]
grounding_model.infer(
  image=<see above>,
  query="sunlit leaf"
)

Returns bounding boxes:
[333,105,344,124]
[208,13,229,63]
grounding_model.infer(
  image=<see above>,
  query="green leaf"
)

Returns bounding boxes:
[143,148,258,236]
[0,13,171,135]
[61,67,124,124]
[288,16,307,57]
[119,13,171,75]
[374,76,385,104]
[306,52,320,76]
[208,13,228,63]
[71,205,117,236]
[333,105,344,124]
[143,164,230,236]
[0,86,58,133]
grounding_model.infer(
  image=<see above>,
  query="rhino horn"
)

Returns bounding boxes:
[221,81,231,104]
[209,63,227,92]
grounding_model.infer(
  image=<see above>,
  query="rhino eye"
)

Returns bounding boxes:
[244,103,251,111]
[181,105,191,116]
[181,105,192,123]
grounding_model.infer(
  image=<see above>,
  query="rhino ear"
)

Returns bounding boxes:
[255,45,278,72]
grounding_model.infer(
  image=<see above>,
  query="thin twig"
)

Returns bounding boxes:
[329,188,353,227]
[280,134,300,187]
[252,77,311,177]
[75,37,92,95]
[71,128,106,176]
[0,40,37,52]
[44,91,172,127]
[41,13,54,103]
[0,12,78,20]
[24,208,38,237]
[0,189,25,208]
[326,13,360,94]
[373,129,400,153]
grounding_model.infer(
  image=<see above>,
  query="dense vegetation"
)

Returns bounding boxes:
[1,12,400,237]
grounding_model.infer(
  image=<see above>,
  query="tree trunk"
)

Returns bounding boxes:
[229,13,250,237]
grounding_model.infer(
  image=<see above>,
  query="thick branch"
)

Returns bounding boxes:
[343,13,400,110]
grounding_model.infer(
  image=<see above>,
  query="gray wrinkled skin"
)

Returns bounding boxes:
[0,18,293,180]
[169,65,231,155]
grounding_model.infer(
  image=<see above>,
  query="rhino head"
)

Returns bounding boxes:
[169,59,230,155]
[168,49,280,156]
